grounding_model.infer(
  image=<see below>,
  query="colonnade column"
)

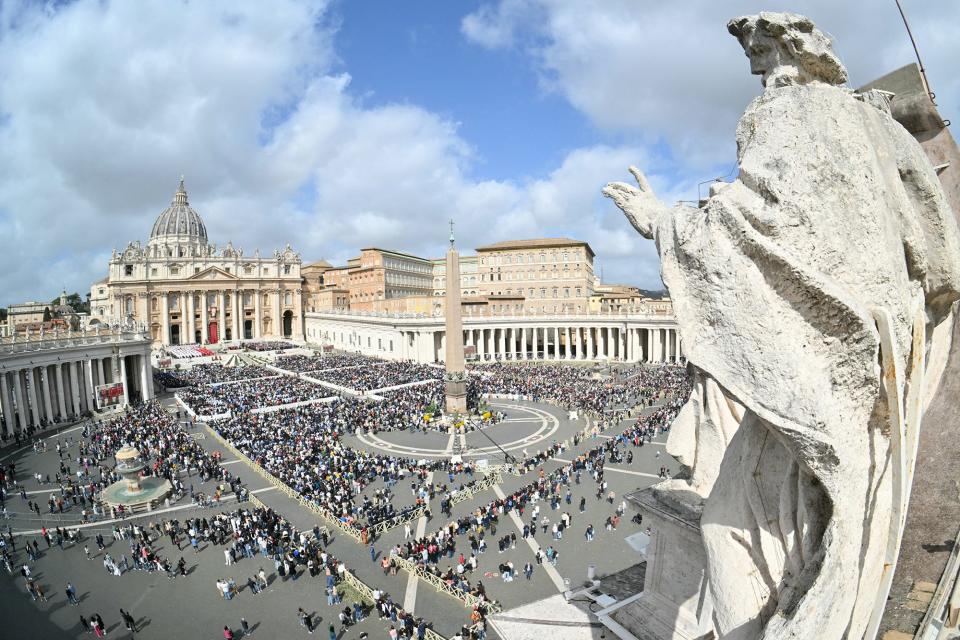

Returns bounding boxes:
[41,368,54,424]
[25,369,40,427]
[646,330,653,363]
[520,327,527,359]
[530,328,538,359]
[55,364,66,420]
[0,373,14,435]
[119,356,130,406]
[85,360,97,411]
[68,361,80,416]
[498,328,506,359]
[12,371,26,431]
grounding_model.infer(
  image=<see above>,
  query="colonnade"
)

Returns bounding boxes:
[0,336,153,438]
[462,325,681,363]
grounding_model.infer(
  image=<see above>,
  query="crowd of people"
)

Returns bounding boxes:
[179,377,331,416]
[154,363,277,389]
[313,360,441,391]
[245,341,295,352]
[472,362,690,416]
[274,353,372,374]
[211,403,488,532]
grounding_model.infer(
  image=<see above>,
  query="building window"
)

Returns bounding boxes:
[124,265,133,276]
[284,292,292,305]
[244,266,253,275]
[170,267,179,275]
[284,265,291,275]
[552,287,558,298]
[576,287,582,297]
[150,268,157,276]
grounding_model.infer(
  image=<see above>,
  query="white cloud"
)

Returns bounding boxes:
[462,0,960,170]
[0,0,682,308]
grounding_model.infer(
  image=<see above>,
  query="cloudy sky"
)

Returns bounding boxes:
[1,0,957,305]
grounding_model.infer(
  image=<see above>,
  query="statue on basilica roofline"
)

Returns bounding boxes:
[605,12,960,640]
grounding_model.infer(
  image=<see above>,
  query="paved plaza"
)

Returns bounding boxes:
[0,361,680,640]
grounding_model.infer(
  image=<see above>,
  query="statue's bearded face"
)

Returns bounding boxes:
[741,32,781,86]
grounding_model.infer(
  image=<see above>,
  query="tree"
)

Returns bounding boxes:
[42,307,52,322]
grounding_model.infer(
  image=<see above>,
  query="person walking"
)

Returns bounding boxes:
[223,625,235,640]
[328,624,336,640]
[241,617,251,636]
[369,544,375,562]
[65,582,80,605]
[305,611,315,634]
[120,608,138,633]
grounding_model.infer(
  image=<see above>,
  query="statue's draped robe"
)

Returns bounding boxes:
[654,83,960,638]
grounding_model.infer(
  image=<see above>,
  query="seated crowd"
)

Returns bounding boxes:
[313,359,441,392]
[274,353,373,374]
[471,362,690,415]
[178,376,332,416]
[244,341,294,352]
[154,364,276,389]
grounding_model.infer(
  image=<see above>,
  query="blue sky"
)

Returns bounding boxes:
[0,0,957,305]
[334,2,600,182]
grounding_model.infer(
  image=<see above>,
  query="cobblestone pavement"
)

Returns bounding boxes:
[0,371,676,639]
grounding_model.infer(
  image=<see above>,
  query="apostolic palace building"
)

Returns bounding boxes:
[89,179,304,345]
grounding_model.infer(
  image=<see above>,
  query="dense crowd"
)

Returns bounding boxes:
[244,341,294,352]
[91,402,233,499]
[314,360,441,391]
[178,376,331,417]
[472,362,690,415]
[211,403,483,531]
[154,364,277,389]
[274,353,373,374]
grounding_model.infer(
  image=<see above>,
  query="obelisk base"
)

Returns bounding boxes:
[445,378,467,414]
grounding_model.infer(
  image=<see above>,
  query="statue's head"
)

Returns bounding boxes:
[728,12,847,88]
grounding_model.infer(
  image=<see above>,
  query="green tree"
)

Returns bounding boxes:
[42,307,52,322]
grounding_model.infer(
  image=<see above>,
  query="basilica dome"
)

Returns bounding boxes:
[148,178,208,246]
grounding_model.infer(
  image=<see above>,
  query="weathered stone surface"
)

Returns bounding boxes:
[605,11,960,640]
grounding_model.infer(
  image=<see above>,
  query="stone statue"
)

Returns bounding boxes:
[605,12,960,639]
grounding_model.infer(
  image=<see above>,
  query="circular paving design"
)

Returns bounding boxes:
[354,402,560,458]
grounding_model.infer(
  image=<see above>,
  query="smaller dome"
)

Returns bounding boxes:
[149,178,208,244]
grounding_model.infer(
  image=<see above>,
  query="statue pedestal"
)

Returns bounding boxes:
[612,483,714,640]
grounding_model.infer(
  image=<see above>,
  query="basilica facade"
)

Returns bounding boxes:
[90,179,303,346]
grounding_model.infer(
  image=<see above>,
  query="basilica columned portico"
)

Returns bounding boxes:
[90,179,303,347]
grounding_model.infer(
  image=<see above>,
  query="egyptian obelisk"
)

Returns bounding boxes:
[444,220,467,413]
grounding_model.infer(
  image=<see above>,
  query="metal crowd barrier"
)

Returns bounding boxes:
[392,554,502,614]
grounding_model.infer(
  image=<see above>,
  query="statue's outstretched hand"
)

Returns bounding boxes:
[603,166,666,240]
